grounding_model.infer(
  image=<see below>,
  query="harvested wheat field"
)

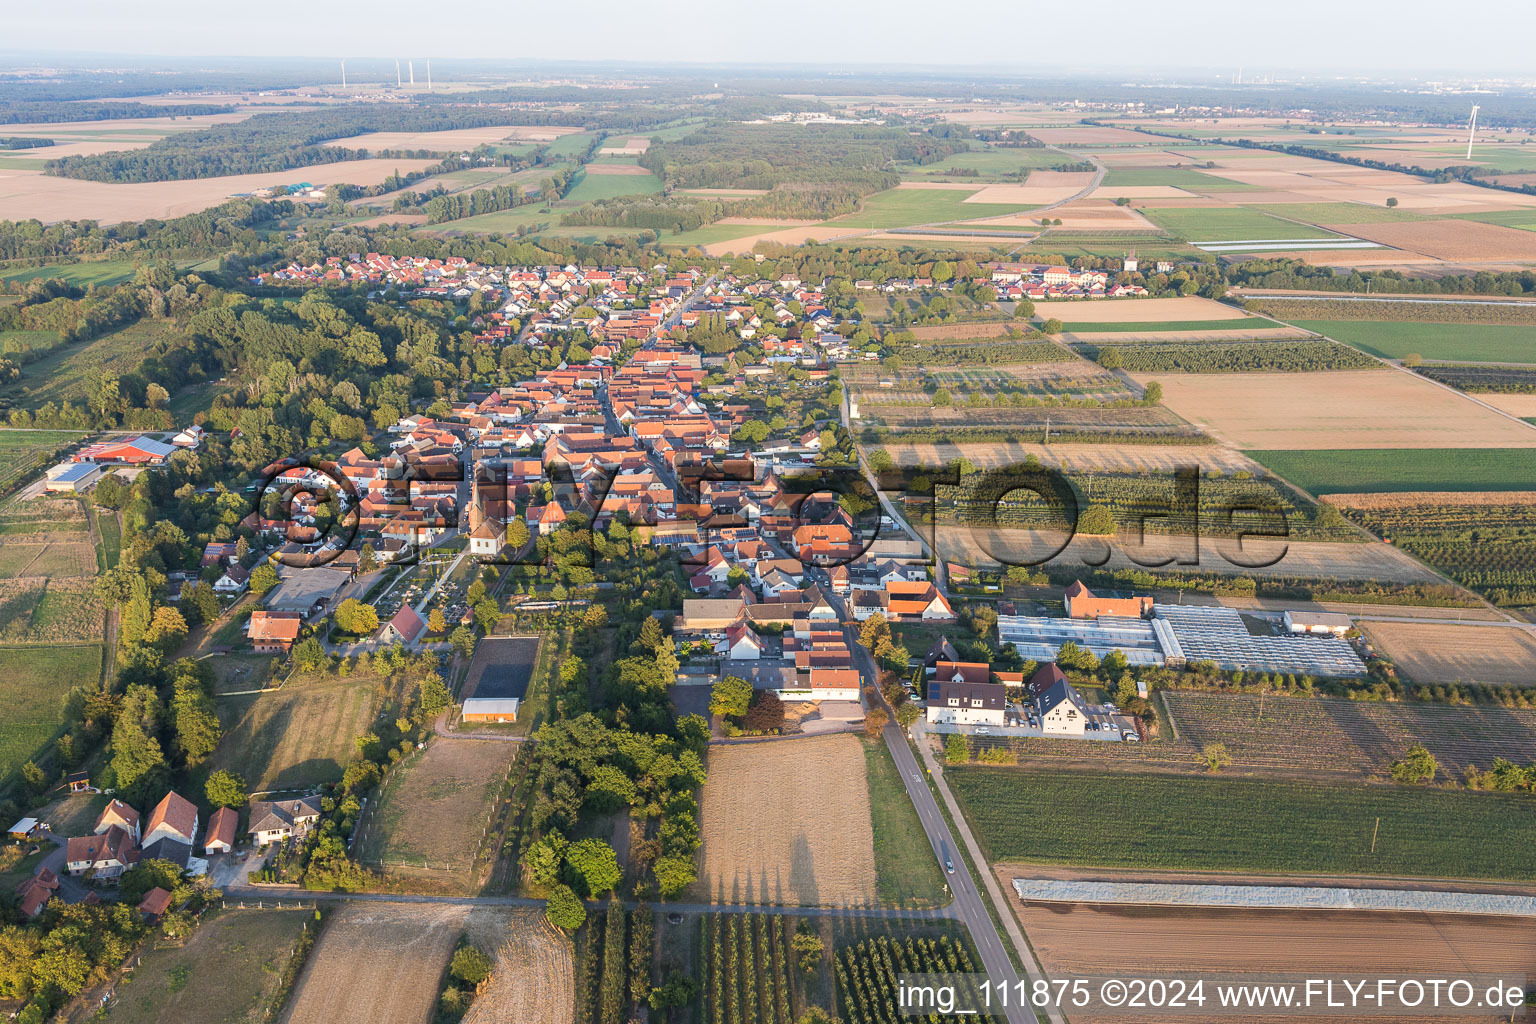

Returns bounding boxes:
[1065,326,1312,343]
[699,734,876,906]
[1025,126,1169,145]
[1328,219,1536,261]
[582,163,653,176]
[1361,621,1536,686]
[886,440,1259,475]
[940,528,1440,584]
[0,159,438,224]
[1016,902,1535,1023]
[963,181,1091,205]
[1042,296,1251,323]
[1476,392,1536,418]
[902,321,1016,341]
[1137,369,1536,450]
[701,226,860,256]
[1324,491,1536,511]
[324,126,580,150]
[281,904,467,1024]
[461,909,574,1024]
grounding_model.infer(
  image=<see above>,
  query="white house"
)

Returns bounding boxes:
[716,622,765,661]
[925,680,1007,727]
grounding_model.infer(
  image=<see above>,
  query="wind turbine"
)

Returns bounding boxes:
[395,60,402,89]
[409,60,415,86]
[427,59,432,91]
[1465,104,1480,161]
[340,59,346,89]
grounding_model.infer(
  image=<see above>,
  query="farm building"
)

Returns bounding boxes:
[1154,605,1366,676]
[143,791,198,847]
[248,610,303,652]
[73,435,175,465]
[15,868,58,918]
[997,613,1166,667]
[265,568,350,618]
[43,462,102,493]
[1282,610,1354,636]
[204,807,238,855]
[459,635,541,723]
[1063,581,1153,619]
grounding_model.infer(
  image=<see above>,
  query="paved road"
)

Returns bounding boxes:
[220,884,949,920]
[835,608,1048,1024]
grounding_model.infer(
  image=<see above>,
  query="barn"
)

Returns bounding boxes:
[460,636,541,723]
[73,435,175,465]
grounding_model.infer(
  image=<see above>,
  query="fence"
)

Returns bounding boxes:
[221,898,321,911]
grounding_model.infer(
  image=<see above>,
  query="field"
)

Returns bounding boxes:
[0,261,136,287]
[1015,902,1536,1016]
[3,319,187,408]
[460,909,573,1024]
[356,737,518,875]
[1141,370,1536,450]
[323,125,580,151]
[1059,319,1267,334]
[0,644,99,780]
[1245,448,1536,494]
[828,186,1038,229]
[562,165,663,203]
[885,440,1259,475]
[0,577,107,643]
[1162,691,1536,775]
[1141,207,1342,242]
[700,914,799,1024]
[698,734,877,907]
[1032,296,1248,323]
[948,767,1536,879]
[1291,319,1536,363]
[101,909,314,1024]
[1332,219,1536,261]
[0,429,86,494]
[1360,621,1536,686]
[861,738,946,907]
[280,904,466,1024]
[0,158,439,224]
[207,676,380,792]
[1341,500,1536,608]
[1418,364,1536,394]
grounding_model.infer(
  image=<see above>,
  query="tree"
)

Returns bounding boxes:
[205,769,248,808]
[333,599,379,635]
[1042,318,1063,335]
[790,929,824,975]
[450,945,493,986]
[506,517,531,552]
[145,606,188,652]
[945,734,970,764]
[1013,298,1035,319]
[1095,345,1123,370]
[932,389,952,407]
[858,613,891,652]
[796,1010,841,1024]
[427,608,447,634]
[357,543,378,574]
[1386,197,1399,208]
[545,884,587,931]
[743,690,785,732]
[564,838,622,897]
[709,676,753,720]
[1390,743,1438,785]
[1141,380,1163,404]
[20,761,46,796]
[249,563,280,595]
[1402,352,1423,367]
[1200,742,1232,773]
[864,708,888,737]
[895,702,921,729]
[118,859,183,904]
[292,636,327,671]
[1077,505,1116,536]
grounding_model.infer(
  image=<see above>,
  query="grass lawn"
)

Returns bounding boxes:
[1245,448,1536,494]
[1101,167,1262,191]
[0,644,100,779]
[1141,206,1343,242]
[41,791,109,836]
[545,131,599,158]
[899,147,1064,180]
[0,329,60,359]
[828,188,1039,230]
[205,675,379,793]
[0,261,136,287]
[1056,318,1263,334]
[1290,320,1536,363]
[862,737,946,908]
[100,909,315,1024]
[948,767,1536,879]
[562,167,663,203]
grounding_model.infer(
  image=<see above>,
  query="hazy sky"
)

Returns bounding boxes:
[10,0,1536,76]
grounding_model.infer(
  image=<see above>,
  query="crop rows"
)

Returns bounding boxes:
[947,767,1536,878]
[1259,298,1536,326]
[1416,364,1536,394]
[705,914,794,1024]
[1346,503,1536,606]
[1089,340,1378,373]
[835,935,997,1024]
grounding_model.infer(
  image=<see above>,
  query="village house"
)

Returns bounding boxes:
[248,795,324,847]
